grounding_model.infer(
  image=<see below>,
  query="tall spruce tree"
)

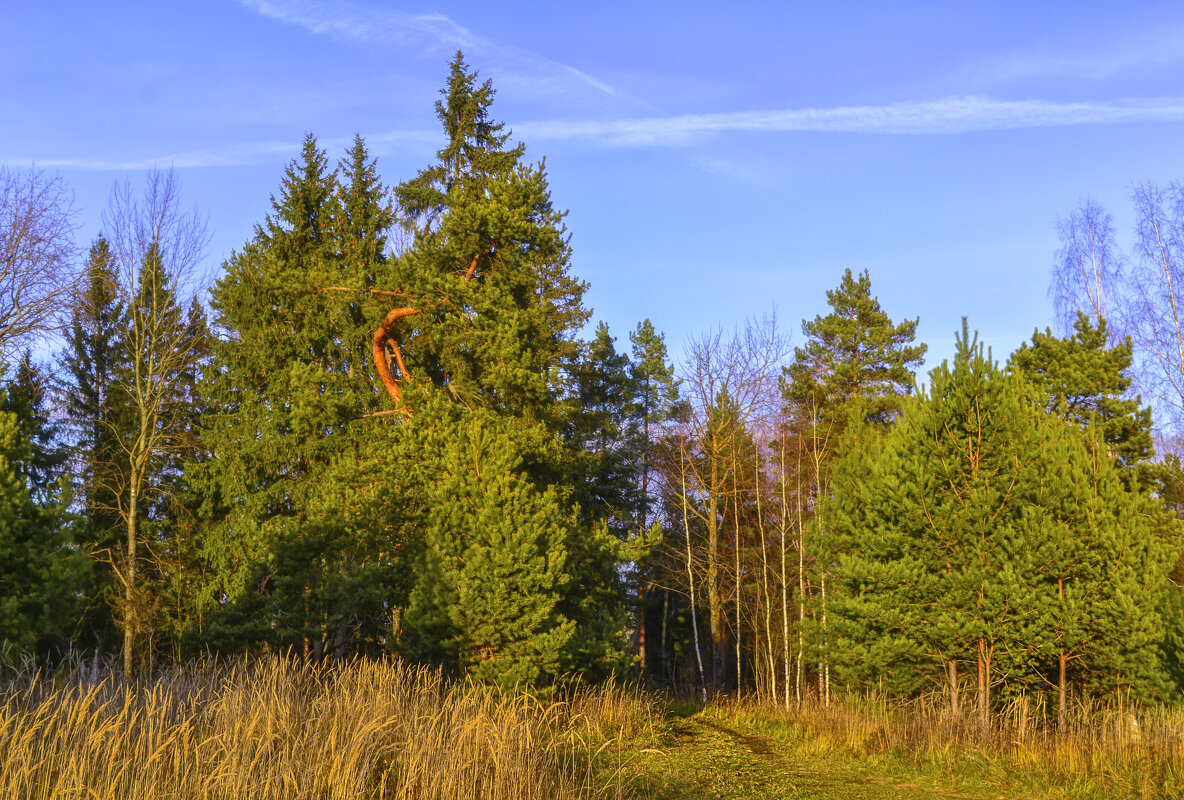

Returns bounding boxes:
[565,322,643,539]
[194,135,408,657]
[391,52,587,420]
[61,236,130,650]
[630,319,681,531]
[629,319,680,682]
[391,53,624,682]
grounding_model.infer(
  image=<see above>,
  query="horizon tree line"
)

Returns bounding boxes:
[0,53,1181,721]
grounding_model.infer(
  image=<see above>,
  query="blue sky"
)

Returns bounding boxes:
[8,0,1184,374]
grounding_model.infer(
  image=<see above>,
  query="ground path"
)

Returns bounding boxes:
[627,713,1039,800]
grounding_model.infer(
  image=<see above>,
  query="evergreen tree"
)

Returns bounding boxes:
[1010,312,1153,468]
[61,235,130,650]
[629,319,680,682]
[566,321,643,539]
[827,321,1175,722]
[391,51,588,420]
[194,135,406,657]
[391,53,623,682]
[405,409,575,685]
[0,366,85,652]
[784,268,926,428]
[630,319,681,531]
[781,268,926,699]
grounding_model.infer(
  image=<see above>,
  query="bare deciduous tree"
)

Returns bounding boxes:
[1125,181,1184,433]
[99,169,209,673]
[0,165,78,355]
[665,314,787,695]
[1051,198,1123,336]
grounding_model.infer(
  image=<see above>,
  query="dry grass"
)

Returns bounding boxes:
[0,656,656,800]
[715,692,1184,798]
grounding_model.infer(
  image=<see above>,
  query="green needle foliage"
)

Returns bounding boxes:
[784,267,927,429]
[1010,312,1153,469]
[827,320,1177,718]
[393,53,621,683]
[0,363,84,651]
[190,53,624,684]
[405,408,576,686]
[193,134,407,655]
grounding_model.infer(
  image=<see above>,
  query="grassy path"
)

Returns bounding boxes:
[624,712,1038,800]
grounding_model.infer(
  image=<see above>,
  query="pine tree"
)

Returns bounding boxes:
[782,268,926,702]
[405,409,575,685]
[784,268,926,428]
[827,321,1175,721]
[1010,312,1153,468]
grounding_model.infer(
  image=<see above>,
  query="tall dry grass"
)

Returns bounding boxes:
[718,692,1184,798]
[0,656,655,800]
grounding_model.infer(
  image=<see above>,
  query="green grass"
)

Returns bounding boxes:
[621,706,1042,799]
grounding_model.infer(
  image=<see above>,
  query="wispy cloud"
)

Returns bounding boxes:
[979,29,1184,82]
[237,0,476,51]
[517,96,1184,147]
[235,0,618,100]
[33,141,302,171]
[31,96,1184,170]
[29,130,435,171]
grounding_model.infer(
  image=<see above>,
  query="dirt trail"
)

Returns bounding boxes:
[631,714,1034,800]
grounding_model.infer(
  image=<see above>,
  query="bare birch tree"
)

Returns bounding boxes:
[668,315,787,694]
[100,169,209,673]
[1125,181,1184,433]
[1051,199,1124,336]
[0,165,78,356]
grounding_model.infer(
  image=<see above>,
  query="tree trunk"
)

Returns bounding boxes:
[637,584,647,683]
[821,573,830,706]
[1058,651,1068,730]
[948,659,960,716]
[754,459,777,700]
[660,589,670,685]
[977,637,990,727]
[679,440,708,702]
[733,487,742,697]
[780,439,791,708]
[708,467,724,693]
[123,473,139,675]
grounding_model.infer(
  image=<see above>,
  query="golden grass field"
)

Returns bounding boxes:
[0,657,653,800]
[3,656,1184,799]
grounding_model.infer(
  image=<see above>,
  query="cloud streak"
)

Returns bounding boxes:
[26,96,1184,170]
[235,0,618,99]
[33,140,302,171]
[29,130,435,171]
[517,96,1184,147]
[979,28,1184,82]
[237,0,476,51]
